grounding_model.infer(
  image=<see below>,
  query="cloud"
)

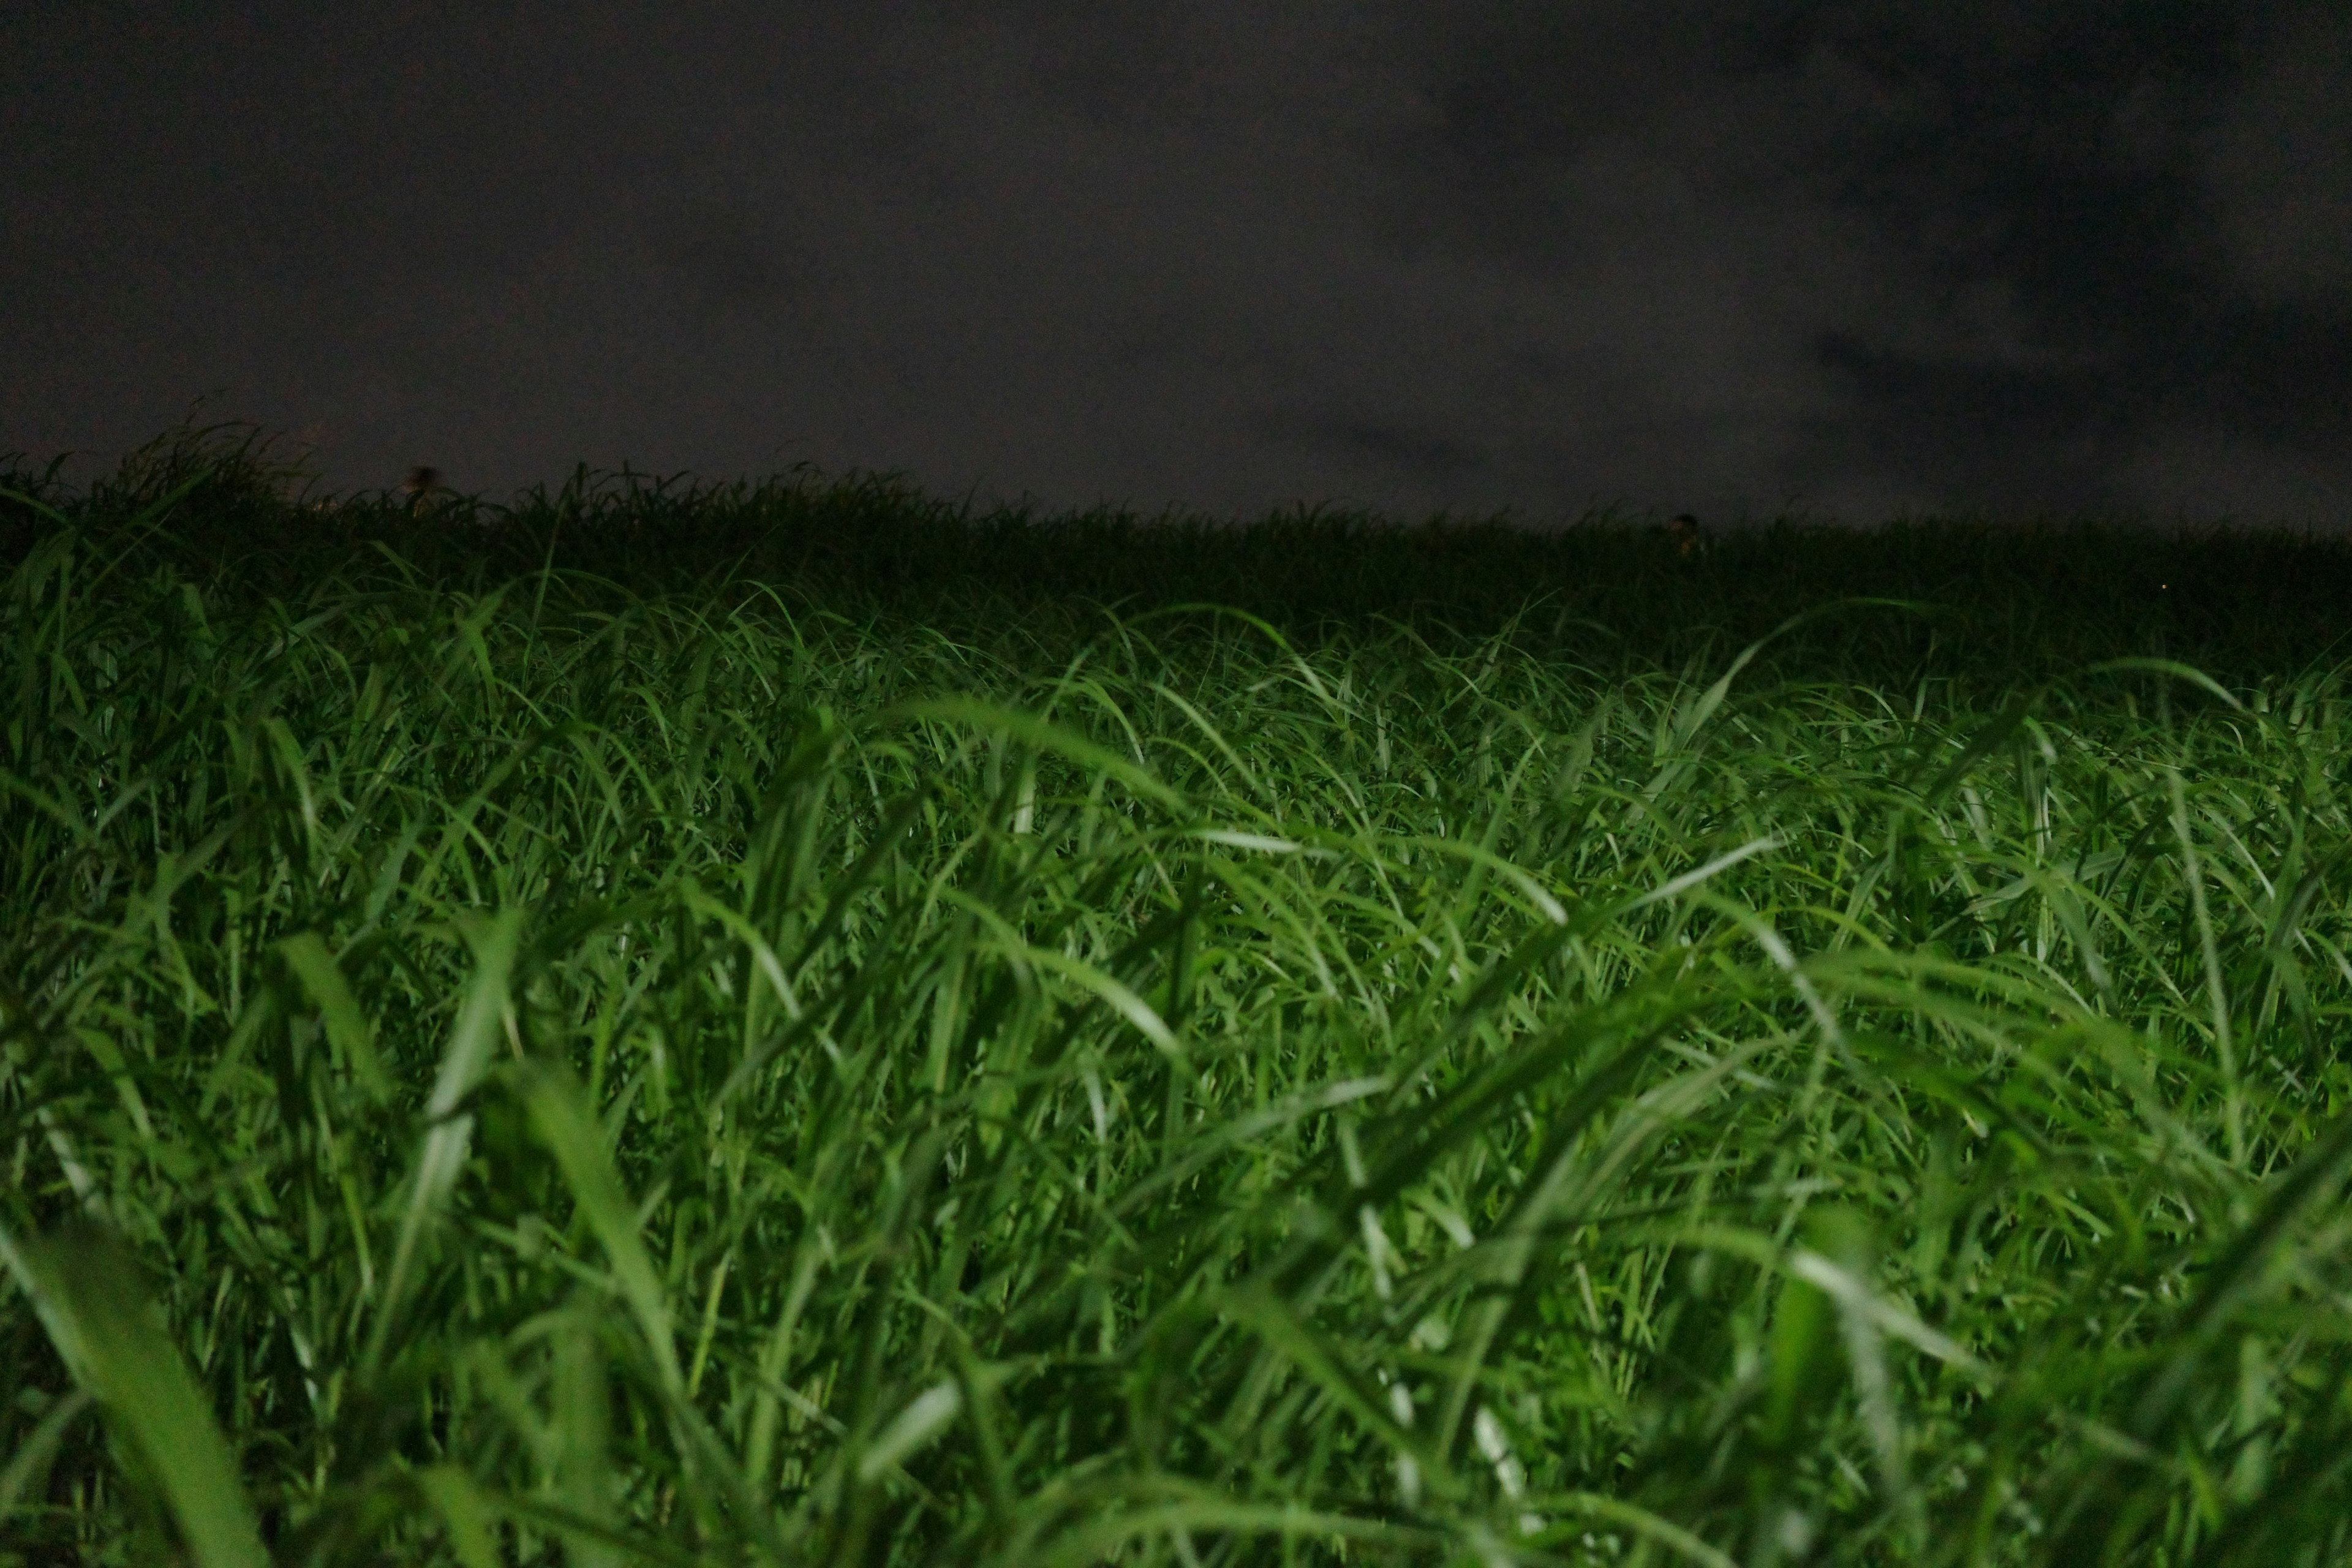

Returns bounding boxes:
[2,0,2344,528]
[2120,424,2352,530]
[2193,1,2352,311]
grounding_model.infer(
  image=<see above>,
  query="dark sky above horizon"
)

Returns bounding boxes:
[6,2,2350,530]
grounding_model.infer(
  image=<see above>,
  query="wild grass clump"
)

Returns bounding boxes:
[2,423,2350,1565]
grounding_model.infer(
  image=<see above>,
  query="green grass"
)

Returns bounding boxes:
[2,420,2350,1566]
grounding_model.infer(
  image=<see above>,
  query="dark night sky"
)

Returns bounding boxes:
[6,2,2350,529]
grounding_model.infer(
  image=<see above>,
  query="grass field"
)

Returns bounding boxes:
[2,421,2350,1566]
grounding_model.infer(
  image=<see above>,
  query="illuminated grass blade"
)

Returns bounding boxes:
[0,1223,268,1568]
[365,905,526,1374]
[513,1058,684,1398]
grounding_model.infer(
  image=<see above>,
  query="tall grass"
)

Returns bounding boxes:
[2,421,2350,1565]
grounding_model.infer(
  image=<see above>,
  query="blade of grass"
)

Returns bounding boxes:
[0,1223,269,1568]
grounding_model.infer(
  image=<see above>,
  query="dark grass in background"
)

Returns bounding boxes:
[2,421,2350,1566]
[8,421,2350,687]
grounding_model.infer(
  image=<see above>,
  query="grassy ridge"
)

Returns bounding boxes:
[1,422,2350,1565]
[9,420,2352,685]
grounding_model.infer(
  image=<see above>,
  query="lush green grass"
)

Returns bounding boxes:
[2,421,2350,1566]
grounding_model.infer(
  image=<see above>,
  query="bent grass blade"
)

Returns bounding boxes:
[0,1224,269,1568]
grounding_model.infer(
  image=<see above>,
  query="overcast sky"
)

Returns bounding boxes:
[6,2,2349,529]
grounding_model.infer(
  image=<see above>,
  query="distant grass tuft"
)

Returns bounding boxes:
[2,419,2350,1565]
